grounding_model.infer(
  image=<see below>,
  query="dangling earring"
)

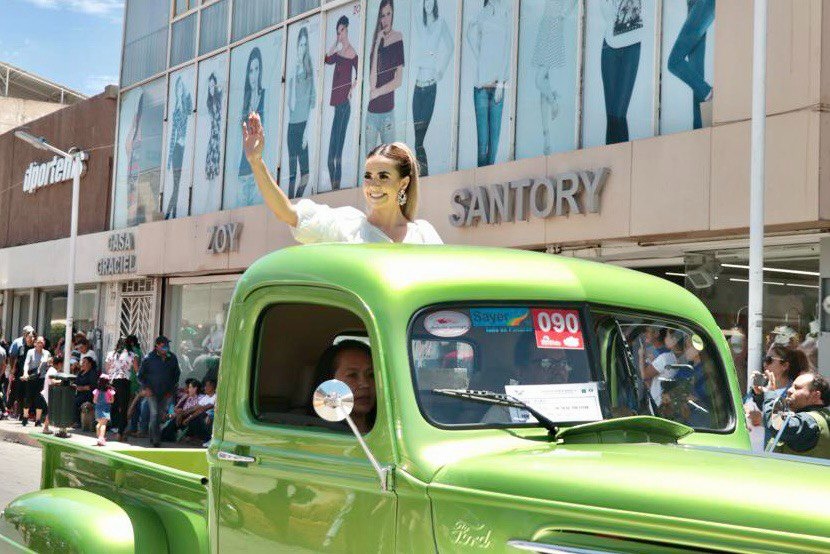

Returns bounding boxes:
[397,188,407,206]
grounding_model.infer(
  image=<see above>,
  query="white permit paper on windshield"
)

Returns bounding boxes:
[504,382,603,424]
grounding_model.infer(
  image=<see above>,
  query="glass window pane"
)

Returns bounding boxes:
[162,65,197,218]
[199,0,230,56]
[361,0,411,160]
[175,0,189,16]
[192,53,229,215]
[318,1,362,191]
[280,18,320,199]
[581,0,657,148]
[113,79,167,228]
[660,0,715,134]
[121,0,170,86]
[515,0,579,159]
[171,13,198,67]
[232,0,284,42]
[224,29,284,208]
[166,281,235,385]
[457,0,515,169]
[405,0,458,177]
[289,0,318,18]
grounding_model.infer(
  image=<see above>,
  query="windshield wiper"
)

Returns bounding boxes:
[431,388,559,436]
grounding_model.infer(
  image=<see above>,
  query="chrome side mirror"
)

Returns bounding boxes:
[312,380,392,492]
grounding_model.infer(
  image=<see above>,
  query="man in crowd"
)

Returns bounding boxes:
[764,372,830,459]
[8,326,34,419]
[138,336,180,447]
[0,339,7,418]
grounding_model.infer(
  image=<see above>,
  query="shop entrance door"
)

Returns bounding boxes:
[119,279,156,354]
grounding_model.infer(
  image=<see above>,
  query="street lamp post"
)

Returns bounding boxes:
[14,130,82,366]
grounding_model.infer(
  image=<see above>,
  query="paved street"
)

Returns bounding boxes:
[0,441,41,509]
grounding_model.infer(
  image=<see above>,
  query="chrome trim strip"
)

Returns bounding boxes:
[507,540,616,554]
[217,451,256,464]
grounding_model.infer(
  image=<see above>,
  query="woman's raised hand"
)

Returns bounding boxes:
[242,112,265,162]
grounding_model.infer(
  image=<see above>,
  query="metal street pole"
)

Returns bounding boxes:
[747,0,768,389]
[65,154,80,365]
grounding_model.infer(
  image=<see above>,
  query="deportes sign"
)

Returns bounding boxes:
[22,152,89,194]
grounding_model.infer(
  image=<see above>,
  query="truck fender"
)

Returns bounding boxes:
[0,487,166,553]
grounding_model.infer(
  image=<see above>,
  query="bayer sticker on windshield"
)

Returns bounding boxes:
[469,308,532,333]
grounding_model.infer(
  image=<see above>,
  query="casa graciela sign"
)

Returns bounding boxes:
[449,168,609,227]
[97,231,136,276]
[23,151,89,194]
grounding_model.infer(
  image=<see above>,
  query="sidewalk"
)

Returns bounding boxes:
[0,417,200,450]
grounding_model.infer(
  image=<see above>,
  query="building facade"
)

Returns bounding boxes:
[2,1,830,387]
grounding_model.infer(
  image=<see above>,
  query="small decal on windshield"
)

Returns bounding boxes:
[531,308,585,350]
[470,308,532,331]
[424,311,471,338]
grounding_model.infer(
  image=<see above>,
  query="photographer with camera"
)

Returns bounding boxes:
[764,372,830,459]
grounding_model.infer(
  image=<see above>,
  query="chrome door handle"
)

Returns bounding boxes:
[218,450,256,464]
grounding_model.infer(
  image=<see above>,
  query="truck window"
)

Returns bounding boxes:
[251,303,373,432]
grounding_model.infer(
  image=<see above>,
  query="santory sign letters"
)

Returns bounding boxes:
[449,168,609,227]
[23,151,89,194]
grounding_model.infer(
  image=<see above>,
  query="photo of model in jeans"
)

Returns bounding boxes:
[325,15,358,191]
[599,0,644,145]
[205,74,223,182]
[532,0,577,155]
[411,0,453,176]
[667,0,714,130]
[238,47,265,207]
[125,91,144,227]
[286,27,316,198]
[165,76,193,219]
[467,0,511,167]
[365,0,405,157]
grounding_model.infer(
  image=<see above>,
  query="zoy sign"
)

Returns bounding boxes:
[449,168,609,227]
[208,223,242,254]
[23,151,88,194]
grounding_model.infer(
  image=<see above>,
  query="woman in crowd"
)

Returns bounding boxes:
[466,0,511,167]
[286,27,316,198]
[21,336,49,426]
[411,0,453,175]
[237,48,265,207]
[324,15,358,191]
[242,112,441,244]
[105,337,138,442]
[365,0,405,155]
[73,355,99,427]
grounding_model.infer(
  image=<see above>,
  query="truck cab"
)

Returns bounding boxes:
[3,244,830,553]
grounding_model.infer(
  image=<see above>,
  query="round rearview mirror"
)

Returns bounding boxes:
[312,379,354,422]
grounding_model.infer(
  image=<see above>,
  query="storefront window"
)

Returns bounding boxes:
[582,0,656,148]
[318,1,362,191]
[41,289,98,348]
[515,0,579,159]
[289,0,319,18]
[121,0,170,87]
[113,78,166,229]
[457,0,515,170]
[171,13,198,67]
[280,17,320,199]
[660,0,715,135]
[191,52,229,216]
[10,293,31,340]
[223,29,284,209]
[199,0,230,56]
[165,281,236,384]
[162,65,197,219]
[232,0,284,42]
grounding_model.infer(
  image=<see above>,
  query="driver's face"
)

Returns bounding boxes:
[522,350,568,384]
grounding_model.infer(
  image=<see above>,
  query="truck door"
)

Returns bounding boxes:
[212,288,397,552]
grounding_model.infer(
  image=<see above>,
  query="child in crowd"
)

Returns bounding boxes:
[93,374,115,446]
[40,355,63,435]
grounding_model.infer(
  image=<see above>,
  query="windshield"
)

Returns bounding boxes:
[409,305,734,431]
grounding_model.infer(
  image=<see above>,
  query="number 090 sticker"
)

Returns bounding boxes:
[531,309,584,350]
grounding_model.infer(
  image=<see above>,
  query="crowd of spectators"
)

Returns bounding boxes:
[0,327,216,448]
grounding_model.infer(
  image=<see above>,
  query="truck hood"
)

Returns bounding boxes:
[430,441,830,540]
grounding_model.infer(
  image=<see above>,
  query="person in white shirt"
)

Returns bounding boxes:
[40,355,64,435]
[22,336,50,426]
[242,112,442,245]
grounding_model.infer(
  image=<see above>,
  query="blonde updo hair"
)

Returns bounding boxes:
[367,142,419,221]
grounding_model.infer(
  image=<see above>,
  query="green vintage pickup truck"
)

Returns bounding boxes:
[1,245,829,553]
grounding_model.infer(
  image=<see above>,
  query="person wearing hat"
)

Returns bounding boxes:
[138,336,180,447]
[8,326,35,419]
